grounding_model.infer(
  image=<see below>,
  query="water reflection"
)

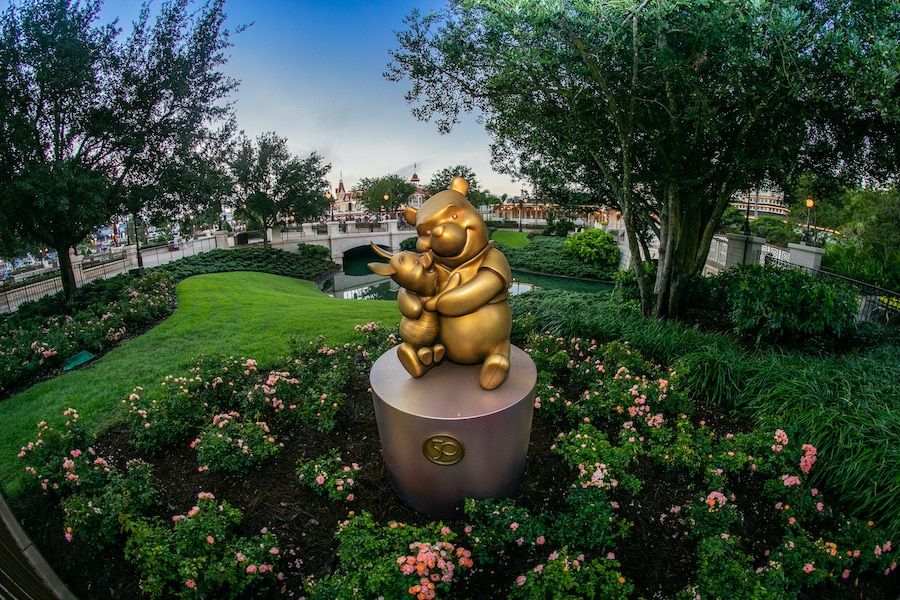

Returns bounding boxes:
[320,244,612,300]
[321,274,535,301]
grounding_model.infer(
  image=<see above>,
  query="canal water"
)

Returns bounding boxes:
[320,245,614,300]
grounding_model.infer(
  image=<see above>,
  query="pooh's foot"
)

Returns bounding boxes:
[479,353,510,390]
[398,343,432,378]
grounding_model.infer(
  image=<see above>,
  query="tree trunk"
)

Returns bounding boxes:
[655,187,730,317]
[133,213,144,268]
[56,246,78,302]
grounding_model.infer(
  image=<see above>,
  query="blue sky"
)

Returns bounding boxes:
[96,0,523,196]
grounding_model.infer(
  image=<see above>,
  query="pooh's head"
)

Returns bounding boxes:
[404,177,489,270]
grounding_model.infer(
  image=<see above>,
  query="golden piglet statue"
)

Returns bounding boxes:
[368,177,512,390]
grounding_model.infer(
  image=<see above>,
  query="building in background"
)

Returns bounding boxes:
[731,184,789,220]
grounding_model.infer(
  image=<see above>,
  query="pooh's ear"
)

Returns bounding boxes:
[404,206,417,225]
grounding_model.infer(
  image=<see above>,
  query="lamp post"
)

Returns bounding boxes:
[518,197,524,232]
[740,188,752,235]
[804,198,814,244]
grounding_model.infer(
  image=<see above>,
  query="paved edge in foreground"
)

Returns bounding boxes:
[0,491,79,600]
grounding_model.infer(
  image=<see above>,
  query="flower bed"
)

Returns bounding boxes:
[0,271,175,397]
[10,324,900,599]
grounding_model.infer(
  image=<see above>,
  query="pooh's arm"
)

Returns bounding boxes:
[434,268,507,317]
[433,248,511,317]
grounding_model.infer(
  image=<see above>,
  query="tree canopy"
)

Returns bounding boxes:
[387,0,900,317]
[353,174,416,215]
[230,132,331,248]
[427,164,493,207]
[0,0,240,299]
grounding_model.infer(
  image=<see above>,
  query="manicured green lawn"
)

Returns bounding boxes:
[490,229,531,248]
[0,272,400,497]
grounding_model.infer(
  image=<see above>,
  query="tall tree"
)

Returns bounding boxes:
[426,165,478,195]
[0,0,240,299]
[230,132,331,249]
[427,164,489,206]
[387,1,900,317]
[354,174,416,215]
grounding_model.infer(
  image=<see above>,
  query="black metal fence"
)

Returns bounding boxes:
[0,276,64,313]
[763,254,899,324]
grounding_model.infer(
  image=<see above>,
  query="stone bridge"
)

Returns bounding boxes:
[275,220,415,265]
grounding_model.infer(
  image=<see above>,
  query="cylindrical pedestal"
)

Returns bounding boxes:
[370,345,536,519]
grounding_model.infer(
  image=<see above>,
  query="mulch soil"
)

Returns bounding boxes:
[9,371,900,600]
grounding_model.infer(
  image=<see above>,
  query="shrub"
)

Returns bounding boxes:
[243,366,345,432]
[508,546,633,600]
[497,236,616,280]
[563,229,621,269]
[18,408,105,495]
[296,448,360,502]
[823,242,900,292]
[192,412,279,474]
[124,493,281,599]
[189,354,261,412]
[399,236,418,251]
[61,459,159,550]
[124,375,209,453]
[305,511,473,600]
[463,499,547,565]
[296,242,331,261]
[725,264,858,343]
[153,247,335,283]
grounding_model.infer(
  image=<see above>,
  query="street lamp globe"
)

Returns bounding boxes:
[803,198,814,243]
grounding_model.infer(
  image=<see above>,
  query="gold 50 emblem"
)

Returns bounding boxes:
[422,434,465,466]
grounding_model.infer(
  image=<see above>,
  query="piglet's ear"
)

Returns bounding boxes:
[368,262,396,276]
[404,206,417,225]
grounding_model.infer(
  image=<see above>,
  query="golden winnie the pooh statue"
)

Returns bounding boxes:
[369,177,512,390]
